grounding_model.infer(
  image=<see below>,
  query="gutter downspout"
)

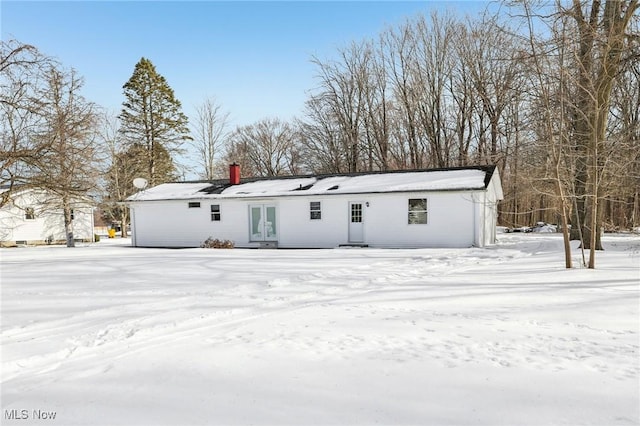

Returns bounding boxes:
[91,206,95,243]
[473,194,479,247]
[130,205,137,247]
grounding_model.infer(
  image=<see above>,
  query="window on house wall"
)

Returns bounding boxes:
[211,204,221,221]
[408,198,428,224]
[188,202,201,208]
[25,207,35,220]
[351,203,363,223]
[310,201,321,220]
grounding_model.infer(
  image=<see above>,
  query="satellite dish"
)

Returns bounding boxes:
[133,178,148,189]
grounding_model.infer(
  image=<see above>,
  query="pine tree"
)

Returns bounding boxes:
[103,141,177,237]
[119,57,190,186]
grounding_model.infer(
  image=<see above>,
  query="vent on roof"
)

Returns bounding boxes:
[328,185,339,190]
[199,184,230,194]
[293,184,314,191]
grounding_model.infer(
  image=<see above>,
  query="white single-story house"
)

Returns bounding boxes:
[126,165,503,249]
[0,186,95,247]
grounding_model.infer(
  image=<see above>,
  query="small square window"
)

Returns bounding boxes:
[25,207,35,220]
[211,204,221,221]
[188,202,201,208]
[408,198,428,224]
[310,201,321,220]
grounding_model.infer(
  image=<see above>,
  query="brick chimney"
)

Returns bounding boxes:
[229,163,240,185]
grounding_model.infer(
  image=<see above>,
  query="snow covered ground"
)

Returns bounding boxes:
[1,233,639,425]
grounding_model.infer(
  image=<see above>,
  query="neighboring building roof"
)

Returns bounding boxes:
[0,184,35,201]
[127,165,499,202]
[0,184,96,208]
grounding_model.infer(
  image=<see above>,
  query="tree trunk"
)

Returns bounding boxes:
[570,157,588,241]
[121,207,128,238]
[556,169,573,269]
[63,202,75,248]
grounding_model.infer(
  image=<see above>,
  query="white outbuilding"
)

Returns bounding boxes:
[0,186,95,247]
[126,165,503,249]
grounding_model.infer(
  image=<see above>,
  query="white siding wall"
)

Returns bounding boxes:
[69,208,95,241]
[0,190,94,244]
[471,172,504,247]
[278,192,476,248]
[362,192,475,248]
[484,200,498,246]
[131,199,256,248]
[483,171,502,246]
[130,191,481,248]
[278,197,348,248]
[473,192,485,247]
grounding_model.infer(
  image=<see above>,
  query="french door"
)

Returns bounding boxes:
[250,205,278,241]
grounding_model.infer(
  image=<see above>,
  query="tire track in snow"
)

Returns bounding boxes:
[1,249,523,384]
[6,245,635,386]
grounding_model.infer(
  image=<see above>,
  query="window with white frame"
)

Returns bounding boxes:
[310,201,321,220]
[211,204,221,221]
[188,202,201,208]
[408,198,428,224]
[25,207,35,220]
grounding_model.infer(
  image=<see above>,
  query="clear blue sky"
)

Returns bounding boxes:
[2,1,491,129]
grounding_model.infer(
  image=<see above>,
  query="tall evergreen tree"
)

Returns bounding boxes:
[119,57,190,186]
[103,141,177,237]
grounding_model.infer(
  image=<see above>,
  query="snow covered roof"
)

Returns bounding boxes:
[127,166,498,202]
[0,184,22,195]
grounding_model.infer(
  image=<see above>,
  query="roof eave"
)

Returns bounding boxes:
[126,186,489,203]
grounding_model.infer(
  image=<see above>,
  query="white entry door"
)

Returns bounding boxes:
[250,205,278,241]
[348,202,364,243]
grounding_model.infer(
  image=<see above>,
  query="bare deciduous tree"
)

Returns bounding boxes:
[297,96,346,173]
[520,3,577,268]
[459,16,524,167]
[565,0,638,267]
[411,12,458,168]
[224,118,301,177]
[32,67,100,247]
[0,40,54,207]
[101,112,132,237]
[192,97,230,180]
[607,60,640,230]
[362,38,392,171]
[310,42,371,173]
[382,21,424,169]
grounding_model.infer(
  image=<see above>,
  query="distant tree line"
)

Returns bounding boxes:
[1,0,638,267]
[214,0,639,268]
